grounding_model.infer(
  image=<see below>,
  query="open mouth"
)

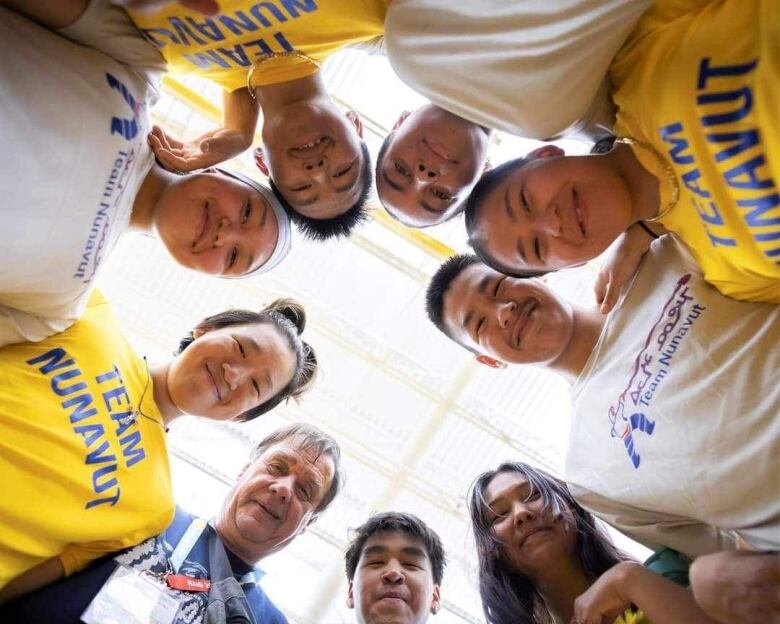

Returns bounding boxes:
[512,299,538,347]
[205,364,222,402]
[423,139,459,163]
[289,136,331,158]
[572,186,586,238]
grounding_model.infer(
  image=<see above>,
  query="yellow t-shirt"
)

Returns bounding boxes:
[0,292,174,587]
[129,0,387,91]
[616,609,651,624]
[611,0,780,302]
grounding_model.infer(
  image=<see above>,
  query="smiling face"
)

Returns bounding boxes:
[166,322,296,421]
[471,152,635,273]
[348,531,441,624]
[217,438,336,563]
[377,105,489,228]
[153,172,279,276]
[259,101,365,219]
[441,263,574,366]
[484,471,576,579]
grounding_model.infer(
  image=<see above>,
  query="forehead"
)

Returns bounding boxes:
[259,439,335,485]
[360,530,430,561]
[442,264,500,326]
[485,471,530,502]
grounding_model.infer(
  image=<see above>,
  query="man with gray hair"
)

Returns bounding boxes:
[1,423,344,623]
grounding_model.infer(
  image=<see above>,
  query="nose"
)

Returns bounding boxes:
[213,216,233,248]
[221,361,244,391]
[304,156,329,183]
[270,475,292,502]
[381,565,404,585]
[536,204,562,237]
[511,500,536,526]
[415,161,438,181]
[497,301,516,328]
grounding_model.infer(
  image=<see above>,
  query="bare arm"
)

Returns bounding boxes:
[222,87,259,148]
[0,557,65,605]
[573,561,721,624]
[0,0,88,29]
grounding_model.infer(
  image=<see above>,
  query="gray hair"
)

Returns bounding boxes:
[250,423,344,514]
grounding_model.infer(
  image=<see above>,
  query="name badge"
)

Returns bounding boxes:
[82,564,181,624]
[166,574,211,592]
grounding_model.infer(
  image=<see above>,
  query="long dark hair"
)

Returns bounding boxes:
[468,462,630,624]
[176,298,317,421]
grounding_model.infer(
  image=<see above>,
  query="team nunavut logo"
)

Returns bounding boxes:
[106,72,142,140]
[607,274,706,469]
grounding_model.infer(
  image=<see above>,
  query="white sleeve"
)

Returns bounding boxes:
[58,0,166,90]
[347,35,386,56]
[571,486,740,558]
[0,304,79,347]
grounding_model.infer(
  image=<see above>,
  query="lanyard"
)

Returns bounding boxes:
[169,517,264,585]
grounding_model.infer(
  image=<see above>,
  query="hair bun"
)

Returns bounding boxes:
[265,298,306,334]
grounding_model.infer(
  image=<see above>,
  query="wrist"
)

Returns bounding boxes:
[614,561,644,602]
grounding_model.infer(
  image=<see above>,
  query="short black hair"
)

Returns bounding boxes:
[270,141,372,242]
[344,512,447,585]
[376,131,467,228]
[426,254,481,345]
[464,156,549,279]
[250,423,344,515]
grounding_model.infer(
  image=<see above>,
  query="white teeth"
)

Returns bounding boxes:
[299,137,324,149]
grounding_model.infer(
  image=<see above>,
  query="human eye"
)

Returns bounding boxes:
[533,238,543,262]
[227,247,238,270]
[334,162,354,178]
[233,336,246,358]
[393,161,411,178]
[295,484,311,502]
[240,199,252,225]
[475,316,485,337]
[403,561,423,570]
[251,378,260,399]
[489,510,508,525]
[267,461,285,475]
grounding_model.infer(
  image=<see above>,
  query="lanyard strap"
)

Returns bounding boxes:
[170,517,208,573]
[169,517,264,585]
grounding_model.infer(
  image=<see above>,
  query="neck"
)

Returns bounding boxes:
[150,362,183,426]
[254,72,326,114]
[547,305,606,383]
[130,164,178,233]
[610,142,661,222]
[533,558,592,624]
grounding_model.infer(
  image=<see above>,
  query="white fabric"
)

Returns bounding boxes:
[0,3,162,346]
[566,235,780,558]
[384,0,650,139]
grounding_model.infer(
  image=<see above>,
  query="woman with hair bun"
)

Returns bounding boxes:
[0,291,317,602]
[468,462,720,624]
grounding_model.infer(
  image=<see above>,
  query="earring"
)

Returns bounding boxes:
[431,605,439,615]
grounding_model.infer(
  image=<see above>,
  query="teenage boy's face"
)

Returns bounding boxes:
[348,530,441,624]
[377,105,489,228]
[471,153,635,274]
[258,103,365,220]
[442,263,574,366]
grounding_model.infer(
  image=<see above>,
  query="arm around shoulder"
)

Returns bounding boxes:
[0,557,65,605]
[0,0,88,29]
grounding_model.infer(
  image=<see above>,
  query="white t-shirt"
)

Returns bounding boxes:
[384,0,650,139]
[566,236,780,558]
[0,2,163,345]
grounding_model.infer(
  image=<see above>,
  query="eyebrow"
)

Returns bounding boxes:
[274,450,325,489]
[362,545,427,559]
[504,186,515,219]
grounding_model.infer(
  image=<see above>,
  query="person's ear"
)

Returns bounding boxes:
[346,581,355,609]
[192,325,212,340]
[527,144,564,160]
[475,354,507,369]
[346,109,364,139]
[236,462,251,481]
[391,110,412,132]
[430,585,441,615]
[254,147,269,177]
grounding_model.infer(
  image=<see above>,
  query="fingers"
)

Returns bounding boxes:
[594,270,609,308]
[599,276,618,314]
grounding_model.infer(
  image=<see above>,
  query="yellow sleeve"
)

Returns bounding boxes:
[614,608,653,624]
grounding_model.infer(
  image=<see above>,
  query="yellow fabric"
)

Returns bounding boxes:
[611,0,780,302]
[0,292,174,587]
[615,608,651,624]
[129,0,386,92]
